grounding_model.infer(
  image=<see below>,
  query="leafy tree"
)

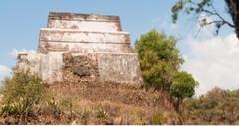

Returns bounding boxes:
[135,30,198,113]
[135,30,183,90]
[170,71,198,112]
[171,0,239,38]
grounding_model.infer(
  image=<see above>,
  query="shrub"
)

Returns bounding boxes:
[0,70,45,118]
[182,88,239,124]
[151,112,166,124]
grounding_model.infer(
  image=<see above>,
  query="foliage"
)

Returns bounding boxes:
[170,71,198,111]
[151,112,166,124]
[0,71,45,118]
[135,30,198,113]
[44,97,62,119]
[95,108,108,118]
[170,71,198,99]
[171,0,239,38]
[172,0,213,23]
[182,87,239,124]
[135,30,183,90]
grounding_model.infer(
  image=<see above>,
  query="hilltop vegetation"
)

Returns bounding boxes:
[0,30,238,124]
[135,30,198,113]
[182,87,239,124]
[0,70,179,124]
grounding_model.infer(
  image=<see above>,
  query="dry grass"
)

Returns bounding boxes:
[38,80,180,124]
[0,77,180,124]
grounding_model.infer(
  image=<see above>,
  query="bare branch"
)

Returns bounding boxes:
[201,8,235,28]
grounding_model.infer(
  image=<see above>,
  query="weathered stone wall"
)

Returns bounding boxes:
[97,53,143,84]
[48,12,122,31]
[62,53,99,83]
[39,41,132,54]
[62,52,143,85]
[39,29,130,43]
[40,52,64,83]
[16,52,64,83]
[48,12,120,22]
[16,12,143,85]
[48,20,121,32]
[16,52,42,76]
[38,28,131,53]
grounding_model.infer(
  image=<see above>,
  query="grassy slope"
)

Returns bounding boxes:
[41,81,180,124]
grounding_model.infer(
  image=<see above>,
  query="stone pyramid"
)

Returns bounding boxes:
[16,12,143,84]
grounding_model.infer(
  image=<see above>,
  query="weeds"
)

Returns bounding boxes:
[95,108,108,118]
[0,71,45,121]
[151,112,166,124]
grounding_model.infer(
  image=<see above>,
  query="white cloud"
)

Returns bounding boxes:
[151,15,239,95]
[181,34,239,95]
[0,65,11,81]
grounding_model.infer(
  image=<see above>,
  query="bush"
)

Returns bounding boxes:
[182,88,239,124]
[151,112,166,124]
[0,70,45,118]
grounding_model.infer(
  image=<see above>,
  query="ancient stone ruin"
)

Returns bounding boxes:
[16,12,143,84]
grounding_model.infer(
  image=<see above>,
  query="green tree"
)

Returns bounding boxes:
[135,30,198,113]
[135,30,183,90]
[170,71,198,112]
[171,0,239,38]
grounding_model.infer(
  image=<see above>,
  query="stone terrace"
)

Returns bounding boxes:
[16,12,143,85]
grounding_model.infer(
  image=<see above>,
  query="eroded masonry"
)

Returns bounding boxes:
[16,12,143,84]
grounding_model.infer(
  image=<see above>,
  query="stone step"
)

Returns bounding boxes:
[38,40,133,53]
[39,28,130,44]
[48,12,122,31]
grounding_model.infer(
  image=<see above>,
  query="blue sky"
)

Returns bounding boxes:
[0,0,177,67]
[0,0,238,95]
